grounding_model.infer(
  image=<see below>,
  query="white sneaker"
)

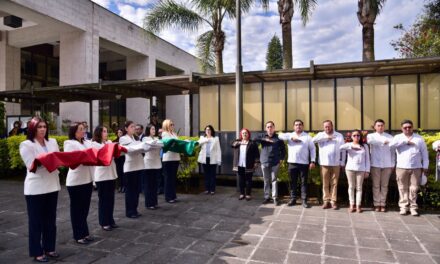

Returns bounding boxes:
[410,208,419,216]
[399,208,408,215]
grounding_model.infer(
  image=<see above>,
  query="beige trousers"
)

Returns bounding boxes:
[345,170,365,206]
[321,166,340,203]
[395,168,422,210]
[371,167,393,207]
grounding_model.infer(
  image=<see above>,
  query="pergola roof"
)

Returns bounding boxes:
[1,57,439,104]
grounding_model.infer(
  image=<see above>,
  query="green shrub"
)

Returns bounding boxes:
[419,131,440,207]
[0,138,9,174]
[8,135,26,169]
[176,136,200,183]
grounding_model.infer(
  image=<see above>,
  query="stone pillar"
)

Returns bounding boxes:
[166,95,190,136]
[59,30,99,128]
[0,31,21,116]
[126,55,155,126]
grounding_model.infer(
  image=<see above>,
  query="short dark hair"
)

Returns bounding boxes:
[68,122,84,143]
[401,119,413,127]
[323,120,333,125]
[145,124,156,137]
[136,124,144,129]
[27,117,49,142]
[92,126,106,143]
[204,125,216,137]
[265,121,275,127]
[374,119,385,125]
[293,119,304,125]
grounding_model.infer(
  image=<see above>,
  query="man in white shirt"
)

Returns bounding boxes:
[366,119,395,212]
[279,120,316,208]
[312,120,345,209]
[433,140,440,182]
[390,120,429,216]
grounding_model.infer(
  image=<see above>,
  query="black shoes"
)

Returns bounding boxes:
[76,238,88,245]
[34,255,49,262]
[102,226,112,231]
[127,213,142,219]
[302,202,309,208]
[274,198,280,206]
[262,198,271,204]
[288,199,296,206]
[111,224,119,229]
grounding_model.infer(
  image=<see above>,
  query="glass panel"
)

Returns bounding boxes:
[311,79,334,130]
[264,82,285,131]
[199,85,219,131]
[363,76,389,129]
[220,84,236,131]
[243,83,262,131]
[421,74,440,129]
[287,80,309,131]
[337,78,361,130]
[391,75,417,130]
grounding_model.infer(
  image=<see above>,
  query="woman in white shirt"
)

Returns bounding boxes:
[91,126,118,231]
[19,117,60,262]
[231,128,260,201]
[119,121,145,218]
[198,125,222,195]
[64,122,94,244]
[340,130,370,213]
[366,119,395,212]
[161,119,180,203]
[142,124,164,209]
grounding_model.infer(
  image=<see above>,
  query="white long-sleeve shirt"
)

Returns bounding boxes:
[92,140,118,182]
[312,131,346,166]
[340,143,370,172]
[390,133,429,169]
[161,131,181,162]
[142,136,164,169]
[64,140,94,186]
[119,135,145,173]
[367,132,396,168]
[279,131,315,165]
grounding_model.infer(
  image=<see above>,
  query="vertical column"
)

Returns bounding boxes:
[59,30,99,126]
[0,31,21,115]
[126,55,154,126]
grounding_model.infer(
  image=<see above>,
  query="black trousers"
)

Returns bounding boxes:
[163,161,179,202]
[157,168,164,194]
[67,182,93,240]
[114,156,125,189]
[96,180,116,226]
[125,170,142,217]
[289,163,309,201]
[144,169,159,207]
[25,191,58,257]
[202,158,217,193]
[238,166,253,195]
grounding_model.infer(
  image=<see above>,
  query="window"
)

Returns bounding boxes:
[421,74,440,129]
[391,75,417,129]
[337,78,361,130]
[363,76,389,129]
[220,84,236,131]
[287,80,309,131]
[264,82,285,131]
[199,85,219,130]
[244,83,262,130]
[311,79,334,130]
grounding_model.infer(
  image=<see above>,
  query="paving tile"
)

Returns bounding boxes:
[259,237,291,251]
[188,240,223,255]
[394,252,436,264]
[251,247,287,263]
[357,238,389,249]
[325,233,355,246]
[358,247,396,262]
[286,252,321,264]
[217,244,255,259]
[324,244,357,260]
[290,241,322,255]
[295,229,323,243]
[325,256,359,264]
[388,239,425,254]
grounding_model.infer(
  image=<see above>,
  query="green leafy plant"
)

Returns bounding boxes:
[176,136,200,184]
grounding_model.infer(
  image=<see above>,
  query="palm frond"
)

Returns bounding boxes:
[196,30,216,73]
[144,0,205,33]
[371,0,387,15]
[295,0,317,26]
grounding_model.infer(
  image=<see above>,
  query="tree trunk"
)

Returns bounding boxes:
[362,22,375,61]
[213,30,225,74]
[282,22,292,69]
[215,49,223,74]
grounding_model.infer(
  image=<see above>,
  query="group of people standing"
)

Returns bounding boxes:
[19,116,181,262]
[18,115,437,262]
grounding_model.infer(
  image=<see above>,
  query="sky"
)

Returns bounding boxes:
[91,0,425,73]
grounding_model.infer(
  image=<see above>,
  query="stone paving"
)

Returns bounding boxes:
[0,180,439,264]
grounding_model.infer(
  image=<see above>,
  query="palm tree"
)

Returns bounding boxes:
[277,0,317,69]
[144,0,268,74]
[357,0,386,61]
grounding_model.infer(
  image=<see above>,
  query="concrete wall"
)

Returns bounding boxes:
[0,31,21,115]
[166,95,190,136]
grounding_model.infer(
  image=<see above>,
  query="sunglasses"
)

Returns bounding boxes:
[352,134,361,137]
[402,126,412,129]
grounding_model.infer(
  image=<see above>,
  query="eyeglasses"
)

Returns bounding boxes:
[402,126,412,129]
[352,134,361,137]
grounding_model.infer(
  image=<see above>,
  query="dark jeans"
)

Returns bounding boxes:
[202,158,217,192]
[25,191,58,257]
[125,170,142,217]
[238,166,253,195]
[289,163,309,201]
[96,180,116,226]
[163,161,179,202]
[67,182,93,240]
[144,169,159,207]
[157,168,164,194]
[115,156,125,190]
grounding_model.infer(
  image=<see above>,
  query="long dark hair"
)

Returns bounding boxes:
[68,122,84,143]
[113,128,124,142]
[204,125,216,137]
[352,129,365,147]
[27,117,49,142]
[145,124,157,137]
[92,126,106,143]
